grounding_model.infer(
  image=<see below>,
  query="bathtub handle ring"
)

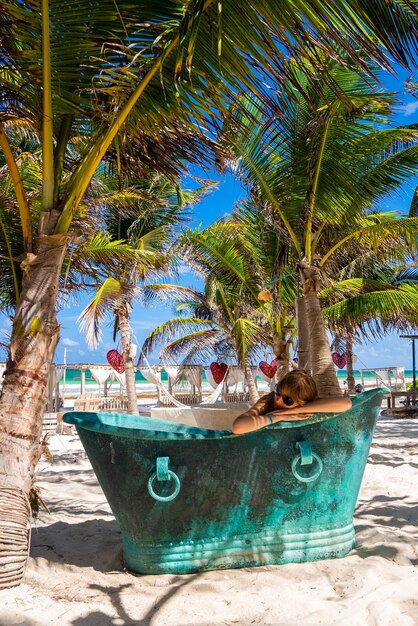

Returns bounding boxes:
[148,456,181,502]
[292,442,323,483]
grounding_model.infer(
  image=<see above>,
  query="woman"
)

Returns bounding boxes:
[232,369,351,434]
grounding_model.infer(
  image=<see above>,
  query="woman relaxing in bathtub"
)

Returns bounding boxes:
[232,369,351,434]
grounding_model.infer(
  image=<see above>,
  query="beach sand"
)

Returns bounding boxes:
[1,415,417,626]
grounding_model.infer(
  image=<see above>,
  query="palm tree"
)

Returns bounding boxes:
[1,0,418,589]
[179,208,299,373]
[77,172,211,414]
[141,280,271,404]
[218,57,418,396]
[323,265,418,392]
[143,205,418,401]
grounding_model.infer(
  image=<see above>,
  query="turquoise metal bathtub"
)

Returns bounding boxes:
[63,388,385,574]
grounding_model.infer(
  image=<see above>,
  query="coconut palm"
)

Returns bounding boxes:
[141,280,272,404]
[173,199,418,394]
[77,172,212,414]
[0,131,140,312]
[180,208,299,373]
[218,57,418,396]
[141,211,300,399]
[1,0,418,589]
[323,264,418,392]
[143,206,418,401]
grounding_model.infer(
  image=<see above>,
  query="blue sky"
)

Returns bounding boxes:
[0,66,417,369]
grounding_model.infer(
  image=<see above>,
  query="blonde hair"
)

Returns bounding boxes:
[277,369,317,406]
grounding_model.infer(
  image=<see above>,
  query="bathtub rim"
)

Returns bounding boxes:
[62,387,387,441]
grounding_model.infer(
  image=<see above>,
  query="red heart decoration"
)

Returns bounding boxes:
[332,352,347,369]
[106,349,125,373]
[210,362,228,385]
[259,359,277,379]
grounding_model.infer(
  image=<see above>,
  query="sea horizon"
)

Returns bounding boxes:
[59,367,414,385]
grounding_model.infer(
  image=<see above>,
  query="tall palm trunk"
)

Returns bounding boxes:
[345,335,355,395]
[116,306,139,415]
[243,364,259,404]
[295,296,310,372]
[272,335,291,385]
[298,261,342,397]
[0,234,67,589]
[303,291,342,396]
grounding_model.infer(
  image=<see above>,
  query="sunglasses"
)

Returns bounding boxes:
[273,385,295,406]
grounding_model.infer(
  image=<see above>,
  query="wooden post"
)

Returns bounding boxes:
[54,371,60,411]
[46,363,55,412]
[81,366,86,395]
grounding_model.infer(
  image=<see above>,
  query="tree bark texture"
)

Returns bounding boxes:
[295,296,310,373]
[345,336,355,395]
[117,308,139,415]
[0,234,67,588]
[303,292,342,397]
[244,365,259,405]
[297,260,342,397]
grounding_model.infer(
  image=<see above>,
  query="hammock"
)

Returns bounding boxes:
[183,366,202,392]
[55,367,65,382]
[201,365,230,404]
[138,347,229,407]
[90,366,112,385]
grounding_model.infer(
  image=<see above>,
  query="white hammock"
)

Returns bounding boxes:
[202,365,230,404]
[139,348,229,407]
[228,367,243,387]
[55,366,65,382]
[183,366,202,392]
[139,368,159,384]
[164,366,181,384]
[112,370,126,387]
[90,366,112,385]
[139,361,187,408]
[205,368,219,389]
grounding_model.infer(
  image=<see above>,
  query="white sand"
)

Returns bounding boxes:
[1,415,418,626]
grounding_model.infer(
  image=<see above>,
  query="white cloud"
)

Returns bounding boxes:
[177,263,191,275]
[131,320,157,330]
[62,338,80,347]
[403,102,418,116]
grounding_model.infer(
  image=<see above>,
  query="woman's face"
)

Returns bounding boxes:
[273,387,300,410]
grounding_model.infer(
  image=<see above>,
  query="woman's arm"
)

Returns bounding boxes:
[231,393,274,434]
[272,396,352,417]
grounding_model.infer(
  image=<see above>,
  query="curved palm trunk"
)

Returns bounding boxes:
[295,296,310,372]
[243,365,259,404]
[345,335,355,395]
[0,235,67,589]
[117,306,139,415]
[298,261,342,397]
[303,291,342,397]
[272,336,291,383]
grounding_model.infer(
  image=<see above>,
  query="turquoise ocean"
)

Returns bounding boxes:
[61,368,414,387]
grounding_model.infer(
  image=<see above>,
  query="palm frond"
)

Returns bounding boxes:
[324,285,418,339]
[78,277,124,349]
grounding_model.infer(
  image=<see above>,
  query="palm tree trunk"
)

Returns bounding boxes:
[296,296,310,372]
[345,335,355,395]
[244,365,259,404]
[303,292,342,396]
[0,235,67,589]
[272,336,291,382]
[297,261,342,397]
[117,306,138,415]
